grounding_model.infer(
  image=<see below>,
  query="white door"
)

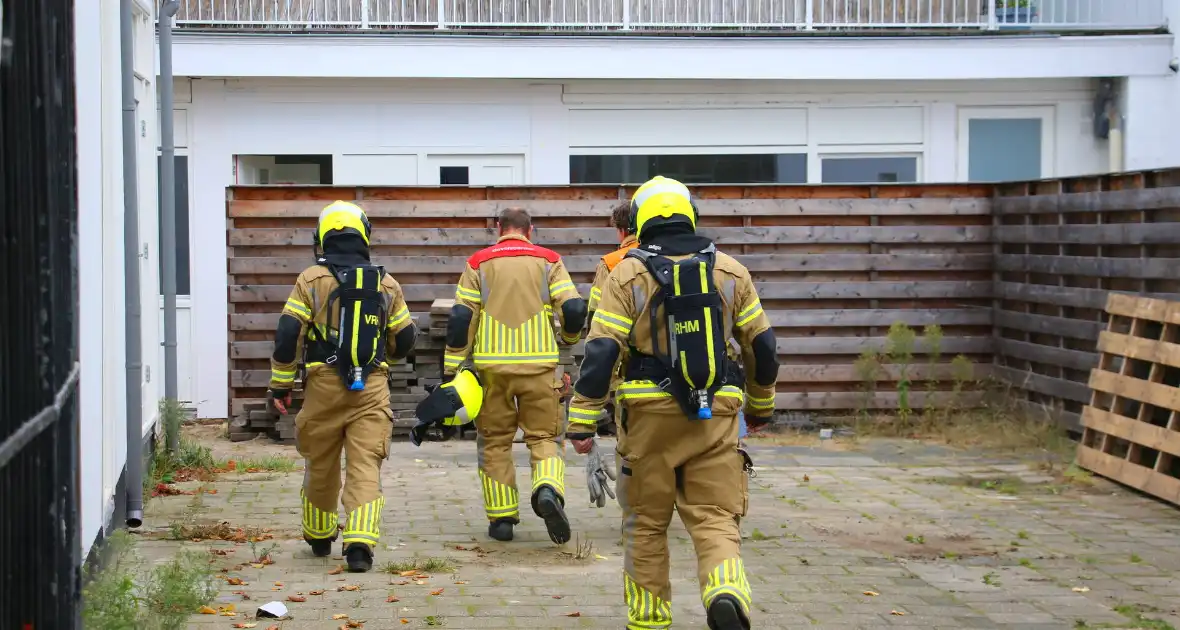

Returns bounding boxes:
[957,106,1055,183]
[423,154,526,186]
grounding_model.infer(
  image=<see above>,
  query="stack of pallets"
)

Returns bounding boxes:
[1076,293,1180,507]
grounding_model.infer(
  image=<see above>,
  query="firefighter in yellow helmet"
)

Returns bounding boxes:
[586,202,640,438]
[267,200,417,572]
[567,176,780,629]
[443,207,587,544]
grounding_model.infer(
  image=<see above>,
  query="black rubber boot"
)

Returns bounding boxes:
[533,486,571,545]
[707,594,750,630]
[345,543,373,573]
[305,536,335,558]
[488,518,515,542]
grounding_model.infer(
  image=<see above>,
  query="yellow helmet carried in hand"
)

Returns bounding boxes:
[315,200,373,248]
[627,176,698,238]
[411,368,484,446]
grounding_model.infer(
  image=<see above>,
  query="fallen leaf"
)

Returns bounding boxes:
[252,563,265,569]
[454,581,468,585]
[414,580,427,586]
[271,587,280,591]
[226,577,245,586]
[232,624,258,629]
[219,605,237,613]
[430,588,444,596]
[891,610,906,616]
[386,595,400,603]
[566,612,582,617]
[400,619,409,625]
[266,627,280,630]
[332,614,350,620]
[398,570,419,577]
[198,606,217,615]
[328,565,345,575]
[347,622,364,629]
[552,595,564,599]
[863,591,879,597]
[594,555,608,561]
[339,584,360,592]
[288,595,307,603]
[220,612,237,617]
[310,589,325,595]
[1072,586,1091,593]
[210,549,231,556]
[803,474,810,482]
[394,580,409,586]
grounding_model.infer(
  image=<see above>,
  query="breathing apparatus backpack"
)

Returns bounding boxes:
[308,264,390,392]
[625,244,735,420]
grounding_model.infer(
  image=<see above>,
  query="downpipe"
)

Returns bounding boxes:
[160,0,180,452]
[120,0,143,528]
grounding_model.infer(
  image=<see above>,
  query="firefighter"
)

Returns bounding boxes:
[443,207,587,544]
[267,200,417,573]
[566,176,780,630]
[587,202,639,438]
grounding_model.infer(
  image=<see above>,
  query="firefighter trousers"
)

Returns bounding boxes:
[295,366,392,549]
[474,369,565,523]
[615,386,751,629]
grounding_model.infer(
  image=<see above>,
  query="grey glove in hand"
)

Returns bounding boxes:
[585,441,617,508]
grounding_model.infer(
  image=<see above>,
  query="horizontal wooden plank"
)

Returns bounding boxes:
[779,336,992,356]
[229,197,992,219]
[995,339,1099,372]
[995,255,1180,280]
[769,308,991,328]
[1076,445,1180,507]
[229,226,991,248]
[995,282,1180,311]
[778,362,991,383]
[1105,293,1180,326]
[1097,331,1180,370]
[1088,369,1180,413]
[993,365,1091,404]
[993,310,1103,341]
[994,187,1180,215]
[774,390,984,411]
[230,281,994,304]
[1082,406,1180,459]
[229,252,993,276]
[995,223,1180,246]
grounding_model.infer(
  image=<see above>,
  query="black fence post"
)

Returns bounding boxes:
[0,0,83,627]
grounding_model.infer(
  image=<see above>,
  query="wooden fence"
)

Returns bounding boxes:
[227,184,995,418]
[992,172,1180,431]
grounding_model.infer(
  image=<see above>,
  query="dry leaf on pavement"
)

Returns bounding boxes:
[565,612,582,617]
[332,613,349,620]
[310,589,325,596]
[226,577,245,586]
[232,624,257,629]
[347,622,364,629]
[287,595,307,603]
[328,565,345,575]
[1072,586,1091,593]
[400,619,409,624]
[386,595,400,603]
[863,591,879,596]
[890,610,906,616]
[430,589,444,596]
[552,595,564,599]
[338,584,360,592]
[454,581,467,585]
[198,606,217,615]
[398,570,419,577]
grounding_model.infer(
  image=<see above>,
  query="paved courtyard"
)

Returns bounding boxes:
[137,427,1180,629]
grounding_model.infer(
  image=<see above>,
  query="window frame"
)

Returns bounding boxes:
[568,147,810,185]
[956,106,1056,183]
[816,150,924,184]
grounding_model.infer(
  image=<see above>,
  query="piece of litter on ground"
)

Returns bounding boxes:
[863,591,879,596]
[332,614,349,620]
[890,610,906,616]
[594,554,608,560]
[1072,586,1091,592]
[257,602,289,618]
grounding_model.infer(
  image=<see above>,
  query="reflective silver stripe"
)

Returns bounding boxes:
[633,179,691,211]
[479,269,488,304]
[632,284,647,321]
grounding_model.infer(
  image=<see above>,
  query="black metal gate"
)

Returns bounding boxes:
[0,0,83,627]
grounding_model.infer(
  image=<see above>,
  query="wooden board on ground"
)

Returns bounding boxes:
[1076,293,1180,508]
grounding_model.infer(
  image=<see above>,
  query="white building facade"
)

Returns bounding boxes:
[75,0,161,556]
[164,0,1180,420]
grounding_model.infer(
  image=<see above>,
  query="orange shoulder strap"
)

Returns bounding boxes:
[601,241,639,272]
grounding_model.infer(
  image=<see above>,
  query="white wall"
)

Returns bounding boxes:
[184,76,1123,419]
[76,0,161,557]
[1121,0,1180,171]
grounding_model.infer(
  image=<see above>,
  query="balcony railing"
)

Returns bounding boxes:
[172,0,1167,31]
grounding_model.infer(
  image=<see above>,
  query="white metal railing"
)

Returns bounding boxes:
[172,0,1168,31]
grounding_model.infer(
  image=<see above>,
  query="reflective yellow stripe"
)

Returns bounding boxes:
[736,300,763,327]
[349,269,363,367]
[701,558,752,612]
[473,310,560,365]
[479,469,519,521]
[624,572,673,630]
[560,330,580,344]
[616,381,672,401]
[593,310,633,335]
[531,456,566,496]
[387,306,410,329]
[549,280,575,297]
[342,497,386,546]
[589,286,603,301]
[701,262,717,389]
[300,489,339,540]
[716,385,743,403]
[284,299,311,321]
[456,286,481,303]
[747,393,775,410]
[271,368,297,384]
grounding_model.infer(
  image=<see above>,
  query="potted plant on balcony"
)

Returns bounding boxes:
[985,0,1037,27]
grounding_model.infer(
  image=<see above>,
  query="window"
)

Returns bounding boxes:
[966,119,1043,182]
[439,166,470,185]
[570,153,807,185]
[158,155,190,295]
[235,154,333,185]
[821,156,919,184]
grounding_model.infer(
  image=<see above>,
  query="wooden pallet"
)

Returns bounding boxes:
[1076,293,1180,507]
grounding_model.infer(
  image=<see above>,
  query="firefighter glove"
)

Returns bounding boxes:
[585,441,617,508]
[267,388,292,415]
